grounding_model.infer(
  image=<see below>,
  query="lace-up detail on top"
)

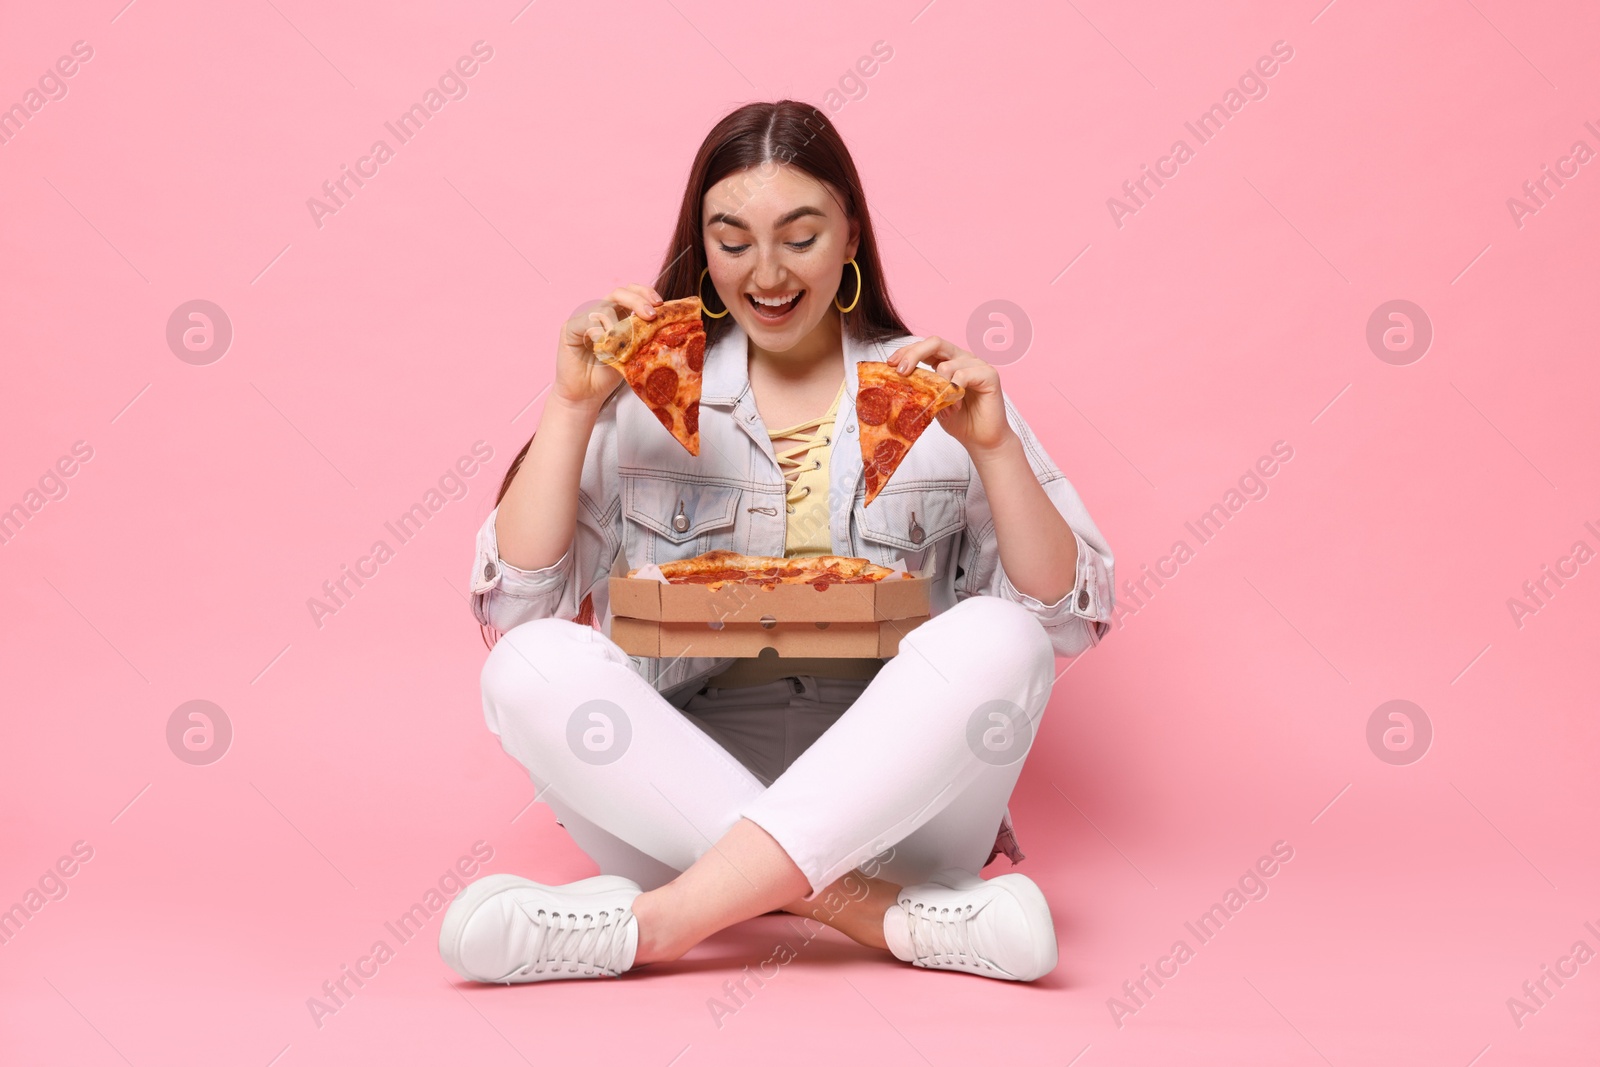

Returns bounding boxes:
[511,902,635,979]
[767,380,845,513]
[761,379,844,560]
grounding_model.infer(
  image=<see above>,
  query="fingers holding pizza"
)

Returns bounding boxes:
[555,284,667,409]
[885,335,1011,455]
[852,336,1011,505]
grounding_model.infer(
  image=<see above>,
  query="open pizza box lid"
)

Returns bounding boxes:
[605,550,935,659]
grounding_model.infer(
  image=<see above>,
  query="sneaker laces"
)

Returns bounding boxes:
[903,900,994,972]
[515,904,634,978]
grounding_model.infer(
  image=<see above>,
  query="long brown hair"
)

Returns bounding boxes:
[485,101,908,635]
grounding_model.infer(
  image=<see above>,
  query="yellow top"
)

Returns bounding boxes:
[772,379,843,557]
[702,380,884,690]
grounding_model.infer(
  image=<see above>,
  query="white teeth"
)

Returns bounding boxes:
[751,292,800,307]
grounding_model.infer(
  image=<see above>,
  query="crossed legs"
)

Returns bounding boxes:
[545,802,899,953]
[479,594,1057,964]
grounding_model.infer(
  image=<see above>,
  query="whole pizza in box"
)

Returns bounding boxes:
[639,549,908,591]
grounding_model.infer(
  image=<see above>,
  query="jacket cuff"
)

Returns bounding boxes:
[995,526,1113,643]
[469,507,575,625]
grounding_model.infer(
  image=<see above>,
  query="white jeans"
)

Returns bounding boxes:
[479,595,1056,899]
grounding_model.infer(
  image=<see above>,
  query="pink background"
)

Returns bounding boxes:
[3,0,1597,1063]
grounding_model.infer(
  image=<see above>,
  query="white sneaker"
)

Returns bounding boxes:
[439,873,642,983]
[882,869,1058,981]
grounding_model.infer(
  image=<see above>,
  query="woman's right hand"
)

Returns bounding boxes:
[553,283,665,408]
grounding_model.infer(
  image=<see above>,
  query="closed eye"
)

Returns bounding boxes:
[717,237,818,254]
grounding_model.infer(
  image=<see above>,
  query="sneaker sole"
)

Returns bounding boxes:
[438,873,637,982]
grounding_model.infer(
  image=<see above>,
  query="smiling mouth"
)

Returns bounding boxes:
[746,291,804,321]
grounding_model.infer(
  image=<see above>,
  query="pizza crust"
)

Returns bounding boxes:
[593,296,705,365]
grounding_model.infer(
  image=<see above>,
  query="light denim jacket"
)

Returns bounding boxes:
[469,322,1116,700]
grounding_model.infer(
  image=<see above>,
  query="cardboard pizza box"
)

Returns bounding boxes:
[606,550,933,659]
[608,614,929,659]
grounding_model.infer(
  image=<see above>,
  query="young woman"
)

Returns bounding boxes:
[440,101,1115,984]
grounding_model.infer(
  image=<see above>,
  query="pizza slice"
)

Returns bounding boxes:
[854,360,965,506]
[592,295,706,455]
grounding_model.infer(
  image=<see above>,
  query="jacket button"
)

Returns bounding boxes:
[484,561,497,580]
[1077,589,1091,611]
[673,514,690,533]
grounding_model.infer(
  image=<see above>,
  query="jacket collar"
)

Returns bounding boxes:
[699,318,905,408]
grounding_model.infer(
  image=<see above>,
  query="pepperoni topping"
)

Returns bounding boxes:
[894,403,933,440]
[861,439,905,497]
[651,406,673,431]
[873,438,906,468]
[683,399,699,438]
[685,333,705,373]
[655,322,692,348]
[857,387,891,426]
[645,365,679,406]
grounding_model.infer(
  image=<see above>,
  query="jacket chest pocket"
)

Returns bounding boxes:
[621,473,742,566]
[852,484,967,571]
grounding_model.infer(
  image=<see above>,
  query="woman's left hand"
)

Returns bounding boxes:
[888,336,1014,456]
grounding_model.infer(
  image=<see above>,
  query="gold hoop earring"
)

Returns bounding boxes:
[834,258,862,313]
[698,267,730,318]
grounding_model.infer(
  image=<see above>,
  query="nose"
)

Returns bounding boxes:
[752,246,787,290]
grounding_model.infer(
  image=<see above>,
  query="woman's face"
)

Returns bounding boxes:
[702,163,861,352]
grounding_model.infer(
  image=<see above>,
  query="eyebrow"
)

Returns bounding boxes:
[705,205,827,230]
